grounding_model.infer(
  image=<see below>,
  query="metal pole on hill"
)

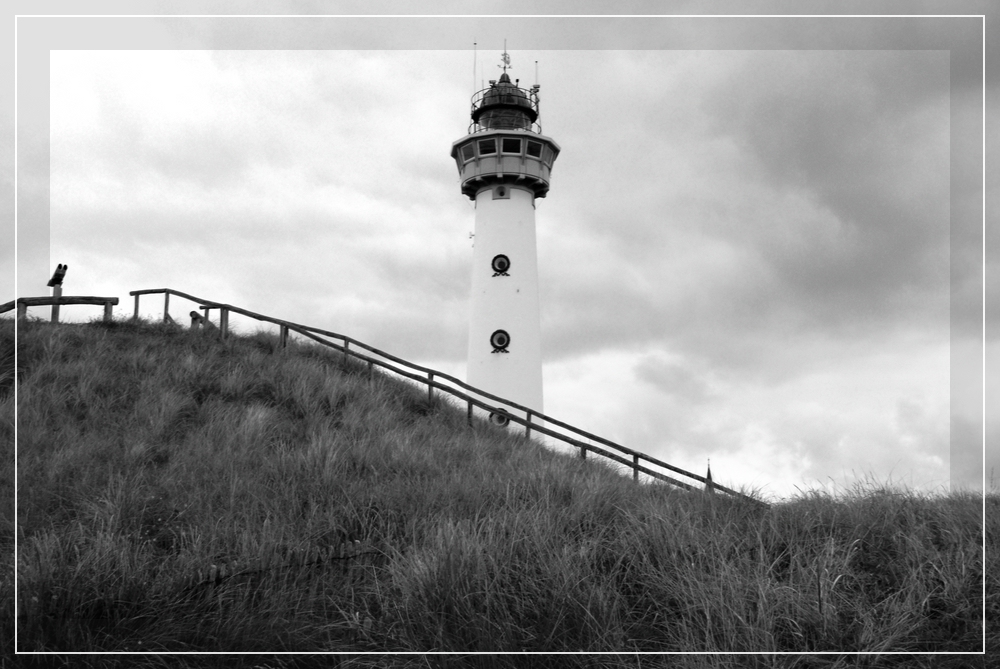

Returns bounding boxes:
[50,285,61,323]
[47,264,67,323]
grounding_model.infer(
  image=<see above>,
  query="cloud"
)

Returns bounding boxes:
[538,50,949,381]
[706,54,949,309]
[50,50,475,355]
[633,353,715,405]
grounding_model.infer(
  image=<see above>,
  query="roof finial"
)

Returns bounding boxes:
[500,39,510,73]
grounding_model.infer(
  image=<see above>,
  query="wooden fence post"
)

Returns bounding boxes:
[343,340,349,366]
[580,444,587,460]
[133,294,140,320]
[16,302,26,320]
[220,308,229,340]
[279,324,288,349]
[427,373,434,403]
[525,411,532,439]
[633,454,639,481]
[163,292,170,323]
[103,301,114,322]
[467,401,473,426]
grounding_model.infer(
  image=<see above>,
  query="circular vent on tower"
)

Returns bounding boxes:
[492,254,510,275]
[489,410,511,427]
[490,329,510,352]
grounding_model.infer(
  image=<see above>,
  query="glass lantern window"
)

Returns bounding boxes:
[526,141,542,158]
[461,143,475,162]
[502,138,522,154]
[478,139,497,155]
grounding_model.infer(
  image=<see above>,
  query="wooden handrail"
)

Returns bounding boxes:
[130,288,764,505]
[3,296,119,322]
[12,296,120,307]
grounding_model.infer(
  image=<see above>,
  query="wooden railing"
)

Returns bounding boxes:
[1,296,119,322]
[131,288,763,504]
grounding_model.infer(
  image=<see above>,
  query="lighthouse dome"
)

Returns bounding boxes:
[472,72,539,131]
[483,73,530,107]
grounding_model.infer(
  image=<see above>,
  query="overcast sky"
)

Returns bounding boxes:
[12,7,989,500]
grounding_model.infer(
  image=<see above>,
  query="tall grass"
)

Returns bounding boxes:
[5,317,992,667]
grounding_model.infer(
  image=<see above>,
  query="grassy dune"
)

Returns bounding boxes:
[3,317,994,667]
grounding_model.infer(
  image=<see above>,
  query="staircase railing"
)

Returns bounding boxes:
[128,288,762,504]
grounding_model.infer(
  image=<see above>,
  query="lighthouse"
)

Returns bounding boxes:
[451,50,560,426]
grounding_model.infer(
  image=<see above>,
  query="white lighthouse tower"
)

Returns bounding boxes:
[451,50,560,426]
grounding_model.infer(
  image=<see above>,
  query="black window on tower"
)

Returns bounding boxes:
[502,138,522,154]
[489,410,511,427]
[492,254,510,276]
[490,330,510,353]
[478,139,497,155]
[541,145,554,166]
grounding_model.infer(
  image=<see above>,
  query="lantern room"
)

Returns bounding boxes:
[471,72,539,131]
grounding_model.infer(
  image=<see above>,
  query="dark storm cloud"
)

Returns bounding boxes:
[701,50,949,299]
[542,50,949,379]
